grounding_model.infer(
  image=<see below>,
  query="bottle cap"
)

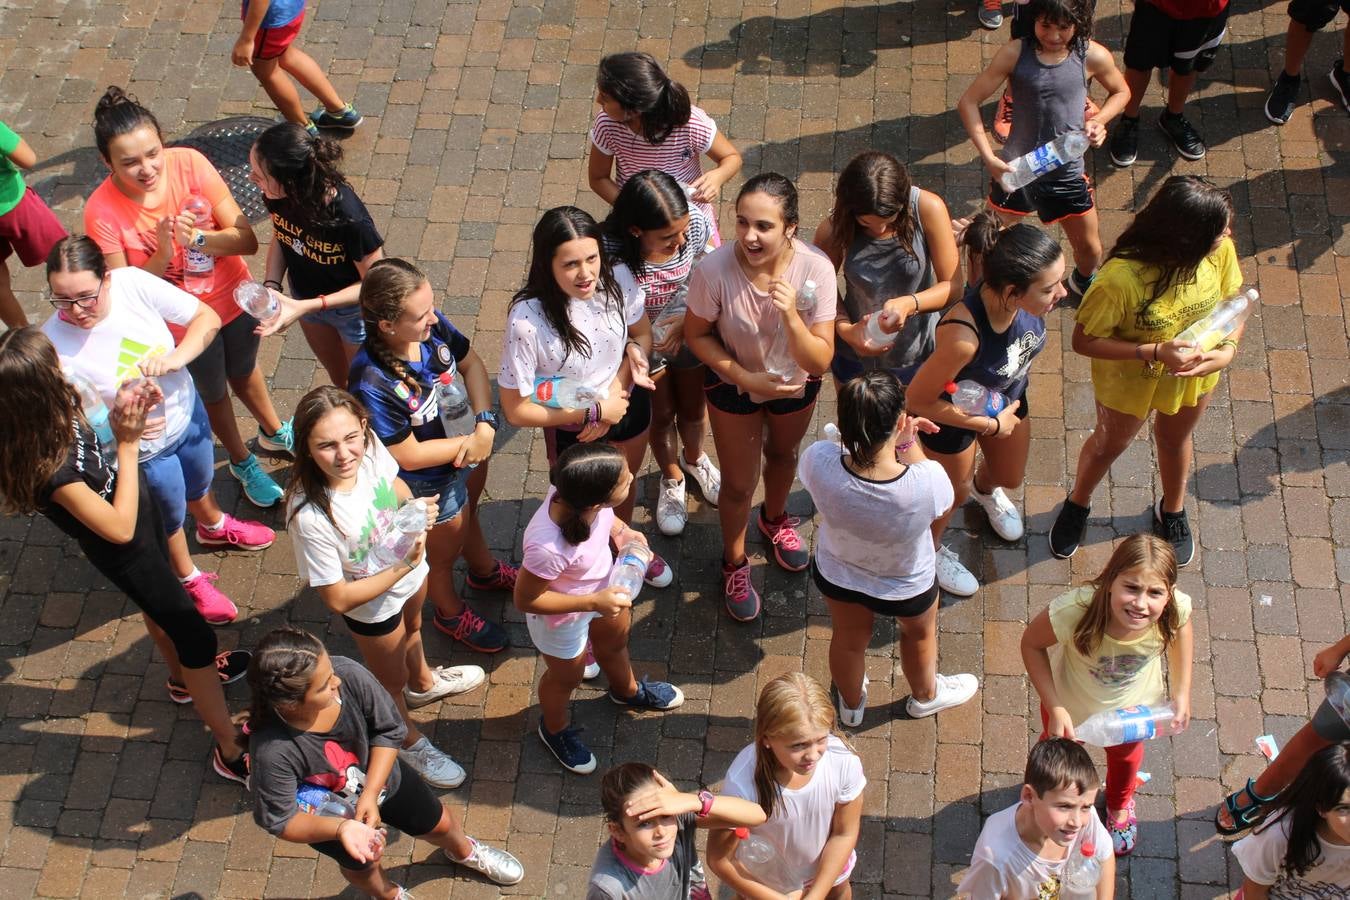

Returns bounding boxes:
[944,381,958,394]
[1080,841,1095,856]
[438,371,453,384]
[734,827,749,839]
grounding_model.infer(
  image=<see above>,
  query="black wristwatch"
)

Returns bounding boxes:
[474,410,500,430]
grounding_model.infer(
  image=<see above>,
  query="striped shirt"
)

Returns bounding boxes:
[603,207,712,319]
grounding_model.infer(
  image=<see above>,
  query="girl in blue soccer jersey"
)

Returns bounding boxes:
[348,258,515,654]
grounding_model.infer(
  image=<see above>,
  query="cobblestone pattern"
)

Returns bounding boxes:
[0,0,1347,896]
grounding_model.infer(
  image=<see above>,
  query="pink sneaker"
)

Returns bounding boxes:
[196,514,275,551]
[643,553,673,588]
[721,559,761,622]
[184,573,239,625]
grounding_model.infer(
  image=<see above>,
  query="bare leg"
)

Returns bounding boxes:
[972,412,1032,494]
[649,374,682,478]
[672,365,709,466]
[202,395,251,464]
[825,597,874,709]
[538,652,585,734]
[0,263,28,329]
[424,507,469,620]
[1280,21,1317,78]
[927,444,977,549]
[1153,391,1212,514]
[227,367,285,438]
[277,44,346,112]
[143,614,242,758]
[1122,68,1151,117]
[165,529,197,580]
[761,401,815,520]
[1067,403,1148,507]
[1059,208,1103,280]
[400,587,436,693]
[248,56,308,125]
[706,405,765,565]
[590,608,638,699]
[420,806,476,863]
[337,863,401,900]
[612,429,650,524]
[897,602,940,703]
[349,621,425,747]
[1165,71,1199,114]
[298,318,358,387]
[461,462,500,577]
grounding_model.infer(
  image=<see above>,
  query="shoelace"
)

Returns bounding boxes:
[724,564,752,599]
[214,650,235,674]
[450,607,486,641]
[765,515,802,550]
[555,724,589,756]
[693,458,721,490]
[1162,515,1190,542]
[190,571,222,588]
[997,96,1013,124]
[982,0,1001,12]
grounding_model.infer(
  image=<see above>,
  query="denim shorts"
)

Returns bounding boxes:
[140,396,216,535]
[186,312,261,405]
[403,467,471,525]
[303,303,366,345]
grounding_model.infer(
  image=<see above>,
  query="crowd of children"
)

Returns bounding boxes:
[0,0,1346,895]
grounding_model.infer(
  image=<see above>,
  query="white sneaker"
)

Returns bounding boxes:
[399,736,466,788]
[935,545,979,597]
[906,673,980,718]
[970,484,1024,542]
[836,675,868,728]
[582,642,600,680]
[393,886,415,900]
[656,477,688,536]
[447,837,526,885]
[403,665,486,709]
[678,452,722,507]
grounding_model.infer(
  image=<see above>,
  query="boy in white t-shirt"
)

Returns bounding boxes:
[959,738,1115,899]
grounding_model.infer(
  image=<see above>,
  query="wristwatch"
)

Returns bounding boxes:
[696,790,715,818]
[191,230,207,248]
[474,410,500,430]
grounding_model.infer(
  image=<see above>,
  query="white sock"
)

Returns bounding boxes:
[179,567,203,585]
[202,516,226,532]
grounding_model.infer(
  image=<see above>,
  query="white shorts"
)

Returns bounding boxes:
[525,610,598,659]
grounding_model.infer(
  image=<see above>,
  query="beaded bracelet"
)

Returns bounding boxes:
[897,437,916,453]
[263,279,283,290]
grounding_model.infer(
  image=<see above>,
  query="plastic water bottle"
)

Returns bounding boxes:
[1173,288,1258,352]
[1000,131,1091,192]
[1060,829,1102,898]
[945,380,1008,417]
[531,376,607,410]
[763,280,819,382]
[69,373,116,462]
[651,293,688,346]
[1074,703,1180,747]
[823,422,843,444]
[435,369,476,438]
[864,310,897,350]
[733,828,799,894]
[366,499,428,573]
[609,540,653,601]
[180,195,215,296]
[233,281,279,325]
[295,784,356,818]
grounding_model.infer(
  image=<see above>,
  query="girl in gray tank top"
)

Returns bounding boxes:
[813,151,959,386]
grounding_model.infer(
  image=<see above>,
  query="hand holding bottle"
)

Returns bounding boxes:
[739,370,807,398]
[591,585,634,617]
[109,385,152,445]
[336,818,385,865]
[1045,705,1076,740]
[767,278,802,316]
[1153,337,1200,372]
[597,389,631,426]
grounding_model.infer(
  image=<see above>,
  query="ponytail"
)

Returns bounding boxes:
[595,52,691,144]
[837,371,906,468]
[981,223,1063,297]
[253,122,350,226]
[548,443,626,546]
[358,258,428,397]
[93,86,162,159]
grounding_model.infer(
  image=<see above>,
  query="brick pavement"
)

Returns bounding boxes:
[0,0,1347,896]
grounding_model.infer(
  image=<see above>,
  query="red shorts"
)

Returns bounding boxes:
[250,9,304,61]
[0,186,67,267]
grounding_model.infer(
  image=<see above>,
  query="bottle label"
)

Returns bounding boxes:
[1028,143,1066,177]
[1116,706,1158,743]
[533,379,556,405]
[184,246,213,275]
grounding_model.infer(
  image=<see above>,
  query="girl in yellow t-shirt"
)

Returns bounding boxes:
[1049,176,1245,567]
[1021,533,1194,858]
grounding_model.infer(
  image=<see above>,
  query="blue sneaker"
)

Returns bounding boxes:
[310,104,363,129]
[228,454,283,508]
[257,418,294,455]
[538,720,596,774]
[610,676,685,711]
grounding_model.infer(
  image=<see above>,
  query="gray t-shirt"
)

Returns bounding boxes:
[586,814,708,900]
[249,656,408,836]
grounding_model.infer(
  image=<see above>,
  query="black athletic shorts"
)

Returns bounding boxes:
[1124,1,1230,75]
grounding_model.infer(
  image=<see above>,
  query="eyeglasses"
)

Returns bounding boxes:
[47,289,101,311]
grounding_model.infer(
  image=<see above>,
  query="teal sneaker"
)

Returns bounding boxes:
[257,418,294,455]
[228,454,283,508]
[310,104,363,129]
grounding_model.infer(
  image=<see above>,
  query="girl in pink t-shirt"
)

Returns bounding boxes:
[684,173,837,623]
[85,87,292,509]
[515,443,684,775]
[587,52,742,246]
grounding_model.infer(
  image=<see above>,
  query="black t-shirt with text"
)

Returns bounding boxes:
[265,184,384,300]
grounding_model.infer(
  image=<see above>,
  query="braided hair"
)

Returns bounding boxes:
[246,627,327,731]
[358,258,427,397]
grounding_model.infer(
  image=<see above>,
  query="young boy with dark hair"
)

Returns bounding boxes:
[0,120,66,329]
[959,738,1116,899]
[1263,0,1350,124]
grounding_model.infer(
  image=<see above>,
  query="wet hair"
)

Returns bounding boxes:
[253,122,349,227]
[548,442,626,545]
[736,172,800,231]
[823,151,915,259]
[1253,743,1350,878]
[1107,176,1234,315]
[752,673,843,819]
[1073,534,1180,658]
[599,762,662,824]
[959,210,1004,283]
[246,627,327,731]
[284,385,376,537]
[595,52,692,145]
[1024,737,1099,798]
[93,86,163,159]
[0,329,80,515]
[1026,0,1093,52]
[359,258,429,397]
[981,223,1063,299]
[511,207,620,362]
[46,234,108,282]
[837,371,907,468]
[603,169,691,278]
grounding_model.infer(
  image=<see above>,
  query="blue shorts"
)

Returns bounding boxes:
[140,396,217,535]
[403,468,471,525]
[303,303,366,345]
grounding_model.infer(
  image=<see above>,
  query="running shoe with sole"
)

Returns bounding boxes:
[722,558,761,622]
[979,0,1004,29]
[1264,71,1301,125]
[1049,498,1090,559]
[464,560,518,593]
[656,476,688,536]
[836,675,869,729]
[643,552,673,588]
[167,648,251,703]
[1109,114,1139,167]
[610,676,685,711]
[678,452,722,506]
[906,673,980,718]
[992,89,1013,143]
[757,507,809,571]
[403,665,486,708]
[399,735,466,788]
[310,104,364,129]
[936,545,978,597]
[228,453,283,508]
[212,744,250,786]
[196,514,276,551]
[1158,111,1206,160]
[1152,500,1194,567]
[183,573,238,625]
[970,484,1024,541]
[433,605,509,653]
[446,838,526,885]
[538,720,596,774]
[256,419,294,455]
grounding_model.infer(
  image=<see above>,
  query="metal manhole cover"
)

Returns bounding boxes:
[169,116,275,224]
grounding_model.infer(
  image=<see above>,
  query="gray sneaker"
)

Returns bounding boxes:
[399,736,466,789]
[447,838,525,885]
[978,0,1004,28]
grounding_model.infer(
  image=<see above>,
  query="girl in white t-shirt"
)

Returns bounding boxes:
[1233,743,1350,900]
[500,205,670,589]
[516,443,684,776]
[799,370,978,730]
[285,385,483,790]
[707,673,865,899]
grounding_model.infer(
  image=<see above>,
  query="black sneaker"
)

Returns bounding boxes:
[1049,499,1091,559]
[1265,71,1301,125]
[1152,500,1194,567]
[1158,111,1206,160]
[212,744,250,786]
[1109,115,1139,167]
[1330,60,1350,114]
